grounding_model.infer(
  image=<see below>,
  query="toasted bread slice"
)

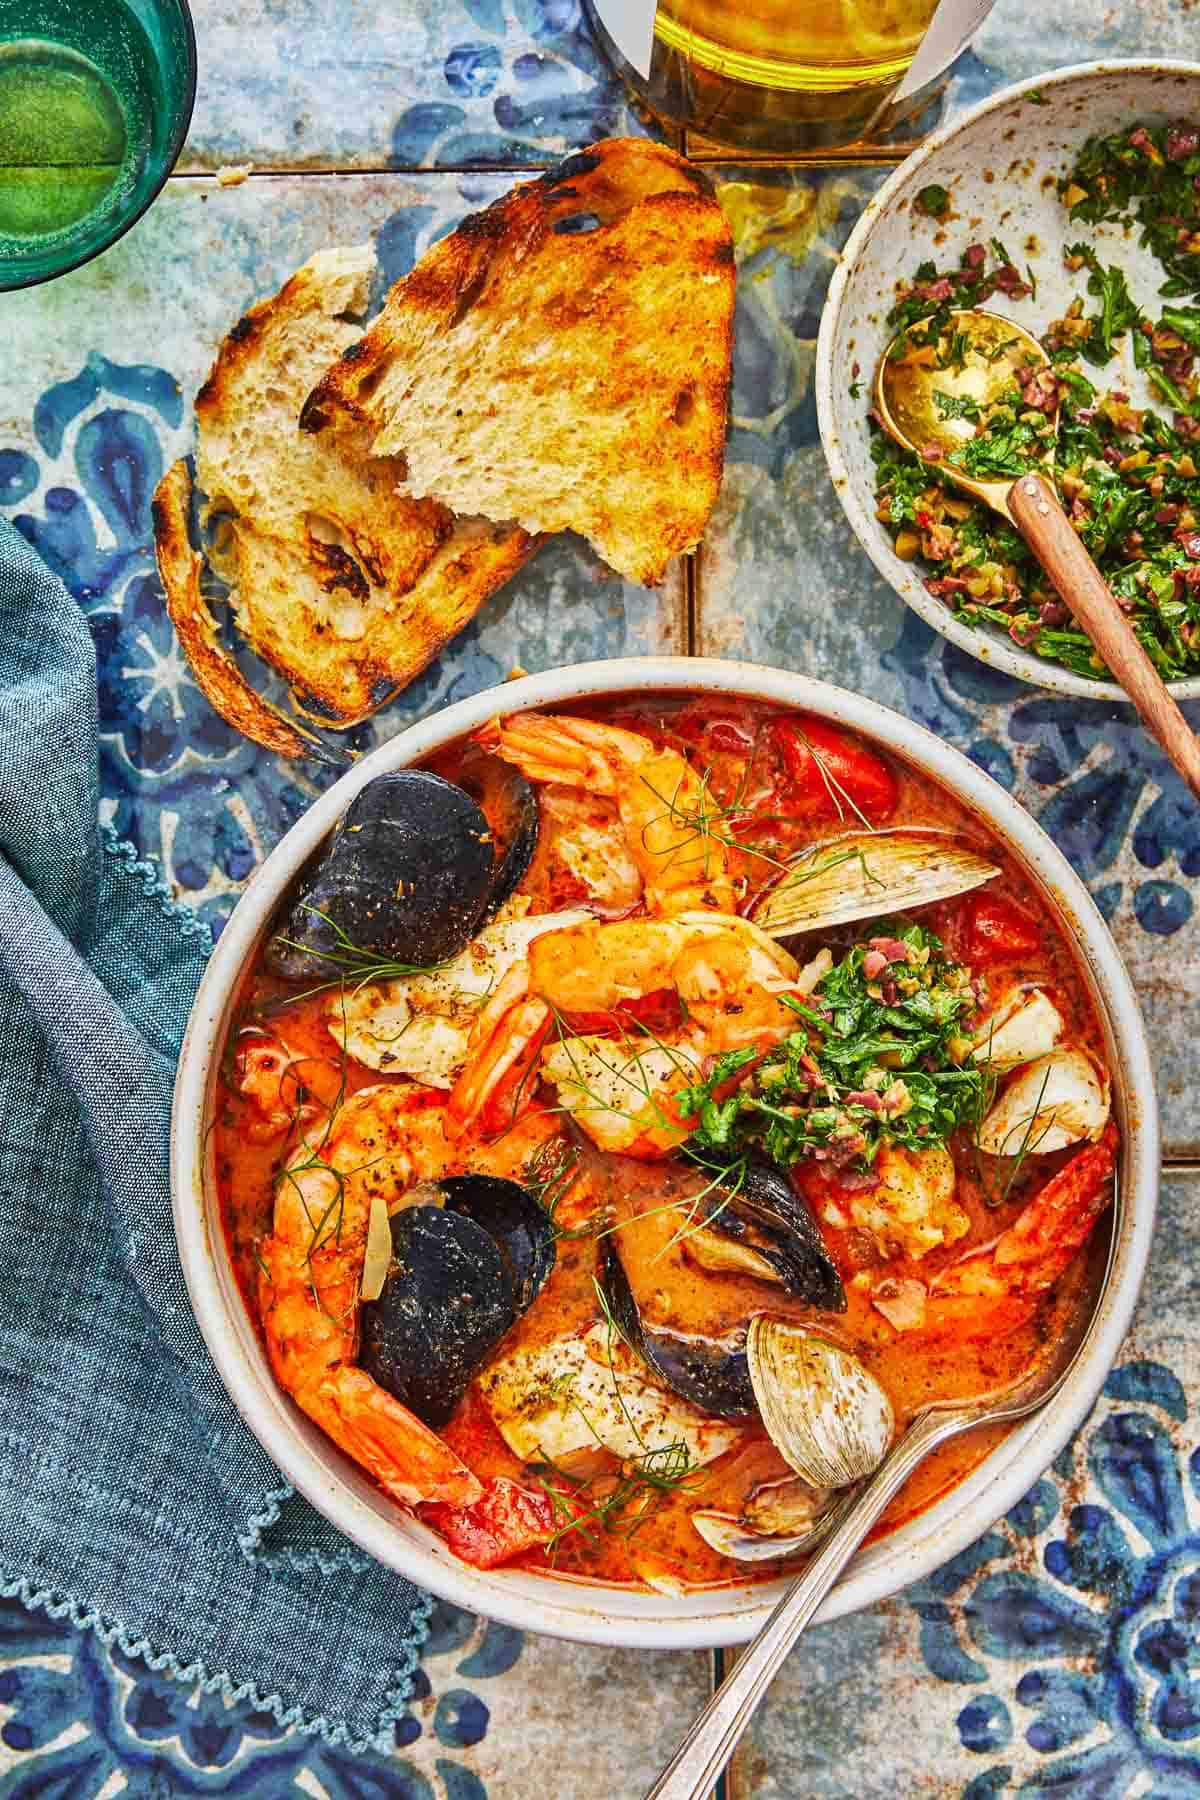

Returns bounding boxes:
[301,140,734,587]
[152,459,334,762]
[155,244,536,733]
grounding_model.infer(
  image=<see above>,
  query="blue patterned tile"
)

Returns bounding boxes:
[730,1174,1200,1800]
[698,161,1200,1154]
[181,0,654,171]
[952,0,1200,125]
[0,171,682,937]
[0,1593,710,1795]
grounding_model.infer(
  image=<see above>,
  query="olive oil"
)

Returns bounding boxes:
[654,0,939,94]
[586,0,994,152]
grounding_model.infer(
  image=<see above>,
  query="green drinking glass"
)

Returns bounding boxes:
[0,0,196,290]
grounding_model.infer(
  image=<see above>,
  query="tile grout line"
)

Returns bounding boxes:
[684,551,699,656]
[168,151,907,183]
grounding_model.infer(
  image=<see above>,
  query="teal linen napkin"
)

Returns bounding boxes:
[0,516,432,1753]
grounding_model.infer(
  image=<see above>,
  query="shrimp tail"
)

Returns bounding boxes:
[993,1119,1118,1274]
[477,714,619,793]
[303,1365,483,1508]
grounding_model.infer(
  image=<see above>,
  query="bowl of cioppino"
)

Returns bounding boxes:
[172,656,1156,1647]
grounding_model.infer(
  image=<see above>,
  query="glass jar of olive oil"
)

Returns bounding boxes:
[585,0,993,152]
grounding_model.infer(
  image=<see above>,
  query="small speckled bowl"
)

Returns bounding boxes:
[172,658,1157,1648]
[816,60,1200,699]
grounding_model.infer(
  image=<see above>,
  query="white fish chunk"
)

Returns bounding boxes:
[971,986,1064,1070]
[845,1143,968,1261]
[541,787,644,909]
[328,902,592,1083]
[977,1047,1111,1156]
[477,1325,741,1468]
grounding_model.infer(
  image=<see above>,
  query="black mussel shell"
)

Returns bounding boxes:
[601,1242,756,1419]
[362,1208,514,1428]
[361,1176,555,1428]
[266,771,499,980]
[706,1162,846,1314]
[438,1175,556,1312]
[451,747,540,923]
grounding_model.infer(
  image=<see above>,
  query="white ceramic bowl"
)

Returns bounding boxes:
[817,59,1200,699]
[172,657,1158,1647]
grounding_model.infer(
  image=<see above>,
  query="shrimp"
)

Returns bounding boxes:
[876,1122,1118,1342]
[478,713,736,914]
[450,913,813,1151]
[258,1083,481,1507]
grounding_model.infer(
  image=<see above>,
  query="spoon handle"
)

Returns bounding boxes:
[641,1409,957,1800]
[1008,471,1200,801]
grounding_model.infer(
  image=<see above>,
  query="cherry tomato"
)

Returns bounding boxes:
[961,894,1041,966]
[422,1476,567,1570]
[773,719,899,823]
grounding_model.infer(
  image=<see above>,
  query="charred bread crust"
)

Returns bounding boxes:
[151,460,327,761]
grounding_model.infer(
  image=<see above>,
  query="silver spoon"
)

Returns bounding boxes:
[642,1175,1119,1800]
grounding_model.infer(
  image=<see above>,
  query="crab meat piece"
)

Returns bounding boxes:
[977,1048,1111,1157]
[477,1324,742,1468]
[971,986,1064,1070]
[844,1143,969,1262]
[328,902,592,1084]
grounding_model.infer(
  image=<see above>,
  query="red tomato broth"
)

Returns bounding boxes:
[212,693,1115,1593]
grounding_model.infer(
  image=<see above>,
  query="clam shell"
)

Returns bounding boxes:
[691,1500,836,1563]
[747,1318,895,1489]
[691,1470,840,1562]
[750,829,999,940]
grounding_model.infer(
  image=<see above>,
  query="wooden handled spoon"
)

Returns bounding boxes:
[875,307,1200,802]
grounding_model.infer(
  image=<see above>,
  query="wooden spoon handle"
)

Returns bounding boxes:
[1008,472,1200,801]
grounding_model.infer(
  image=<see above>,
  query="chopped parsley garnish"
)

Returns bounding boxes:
[949,417,1046,480]
[1065,243,1143,363]
[1060,121,1200,298]
[676,923,986,1171]
[933,390,981,422]
[916,183,951,219]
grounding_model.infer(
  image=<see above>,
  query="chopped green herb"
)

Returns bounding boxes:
[915,183,951,219]
[949,418,1045,480]
[1065,243,1143,363]
[676,922,986,1171]
[865,128,1200,682]
[932,389,981,423]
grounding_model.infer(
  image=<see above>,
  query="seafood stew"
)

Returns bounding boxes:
[213,695,1118,1593]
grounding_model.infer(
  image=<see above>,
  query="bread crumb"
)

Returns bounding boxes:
[216,164,252,188]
